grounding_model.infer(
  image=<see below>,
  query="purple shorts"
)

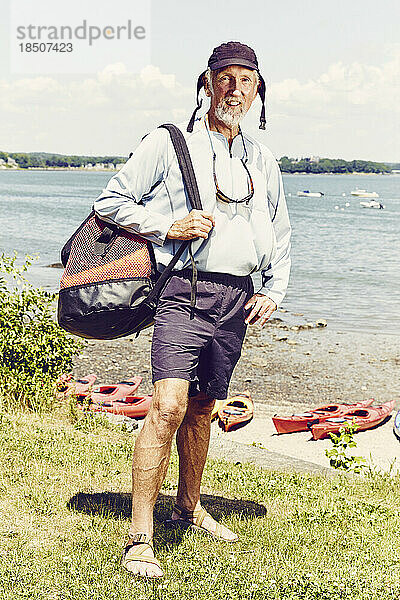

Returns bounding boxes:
[151,270,254,400]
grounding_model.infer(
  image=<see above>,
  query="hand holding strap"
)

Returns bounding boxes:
[147,124,203,304]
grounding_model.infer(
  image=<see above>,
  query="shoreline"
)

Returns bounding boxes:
[16,263,400,336]
[1,168,398,175]
[0,167,118,172]
[71,315,400,473]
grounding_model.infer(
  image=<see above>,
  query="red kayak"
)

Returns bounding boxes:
[57,373,97,396]
[311,399,395,440]
[90,394,152,419]
[86,377,142,403]
[272,398,375,434]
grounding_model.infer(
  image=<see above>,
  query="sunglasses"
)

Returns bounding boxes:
[212,151,254,205]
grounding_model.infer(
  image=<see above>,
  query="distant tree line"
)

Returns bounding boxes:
[0,151,126,169]
[279,156,391,174]
[0,149,394,173]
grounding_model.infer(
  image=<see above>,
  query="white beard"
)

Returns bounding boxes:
[214,98,245,128]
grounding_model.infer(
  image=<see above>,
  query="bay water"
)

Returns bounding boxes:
[1,170,399,334]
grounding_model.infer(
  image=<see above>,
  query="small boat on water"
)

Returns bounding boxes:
[297,190,324,198]
[218,391,253,432]
[351,189,379,198]
[90,394,152,419]
[311,399,395,440]
[360,200,384,209]
[272,398,374,434]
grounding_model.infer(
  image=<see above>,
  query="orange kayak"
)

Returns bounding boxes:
[211,400,225,421]
[218,391,253,432]
[90,394,152,419]
[311,399,395,440]
[272,398,375,434]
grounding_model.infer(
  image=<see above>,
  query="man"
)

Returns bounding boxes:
[94,41,291,578]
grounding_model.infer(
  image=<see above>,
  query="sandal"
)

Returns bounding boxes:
[165,504,239,542]
[121,533,163,577]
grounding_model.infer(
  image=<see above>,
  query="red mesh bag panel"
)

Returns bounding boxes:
[60,214,152,289]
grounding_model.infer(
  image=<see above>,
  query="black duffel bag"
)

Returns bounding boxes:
[57,123,202,340]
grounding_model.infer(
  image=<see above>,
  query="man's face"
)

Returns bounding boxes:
[206,65,259,127]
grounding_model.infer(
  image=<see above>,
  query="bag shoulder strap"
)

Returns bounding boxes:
[147,124,203,299]
[159,123,203,211]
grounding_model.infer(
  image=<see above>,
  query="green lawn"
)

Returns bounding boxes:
[0,409,399,600]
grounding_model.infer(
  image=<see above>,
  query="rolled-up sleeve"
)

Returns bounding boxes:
[94,128,175,245]
[258,159,291,306]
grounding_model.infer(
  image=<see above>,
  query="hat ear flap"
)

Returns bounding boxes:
[187,71,206,132]
[258,74,266,130]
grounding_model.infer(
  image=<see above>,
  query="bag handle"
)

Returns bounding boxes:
[146,124,203,302]
[159,123,202,211]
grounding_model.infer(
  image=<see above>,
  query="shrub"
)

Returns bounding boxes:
[325,420,366,473]
[0,253,83,411]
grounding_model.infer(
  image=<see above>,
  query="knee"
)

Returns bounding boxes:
[187,395,215,418]
[151,396,187,431]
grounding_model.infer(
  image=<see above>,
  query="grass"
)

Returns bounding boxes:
[0,408,400,599]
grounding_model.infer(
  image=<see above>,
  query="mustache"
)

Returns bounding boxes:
[222,97,243,105]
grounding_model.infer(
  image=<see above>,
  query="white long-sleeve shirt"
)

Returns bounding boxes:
[94,117,291,306]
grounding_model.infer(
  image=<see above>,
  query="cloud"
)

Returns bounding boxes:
[0,51,398,159]
[251,47,400,160]
[0,63,190,113]
[0,76,63,111]
[269,47,400,117]
[0,64,193,153]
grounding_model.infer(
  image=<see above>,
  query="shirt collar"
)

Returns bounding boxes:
[202,115,247,160]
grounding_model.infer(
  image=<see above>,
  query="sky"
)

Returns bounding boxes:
[0,0,399,161]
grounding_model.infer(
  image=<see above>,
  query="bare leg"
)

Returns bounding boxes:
[173,393,238,541]
[125,378,189,578]
[175,393,214,509]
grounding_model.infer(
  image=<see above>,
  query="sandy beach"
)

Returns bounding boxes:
[73,308,400,474]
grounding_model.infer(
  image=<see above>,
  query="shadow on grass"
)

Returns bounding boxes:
[67,491,266,524]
